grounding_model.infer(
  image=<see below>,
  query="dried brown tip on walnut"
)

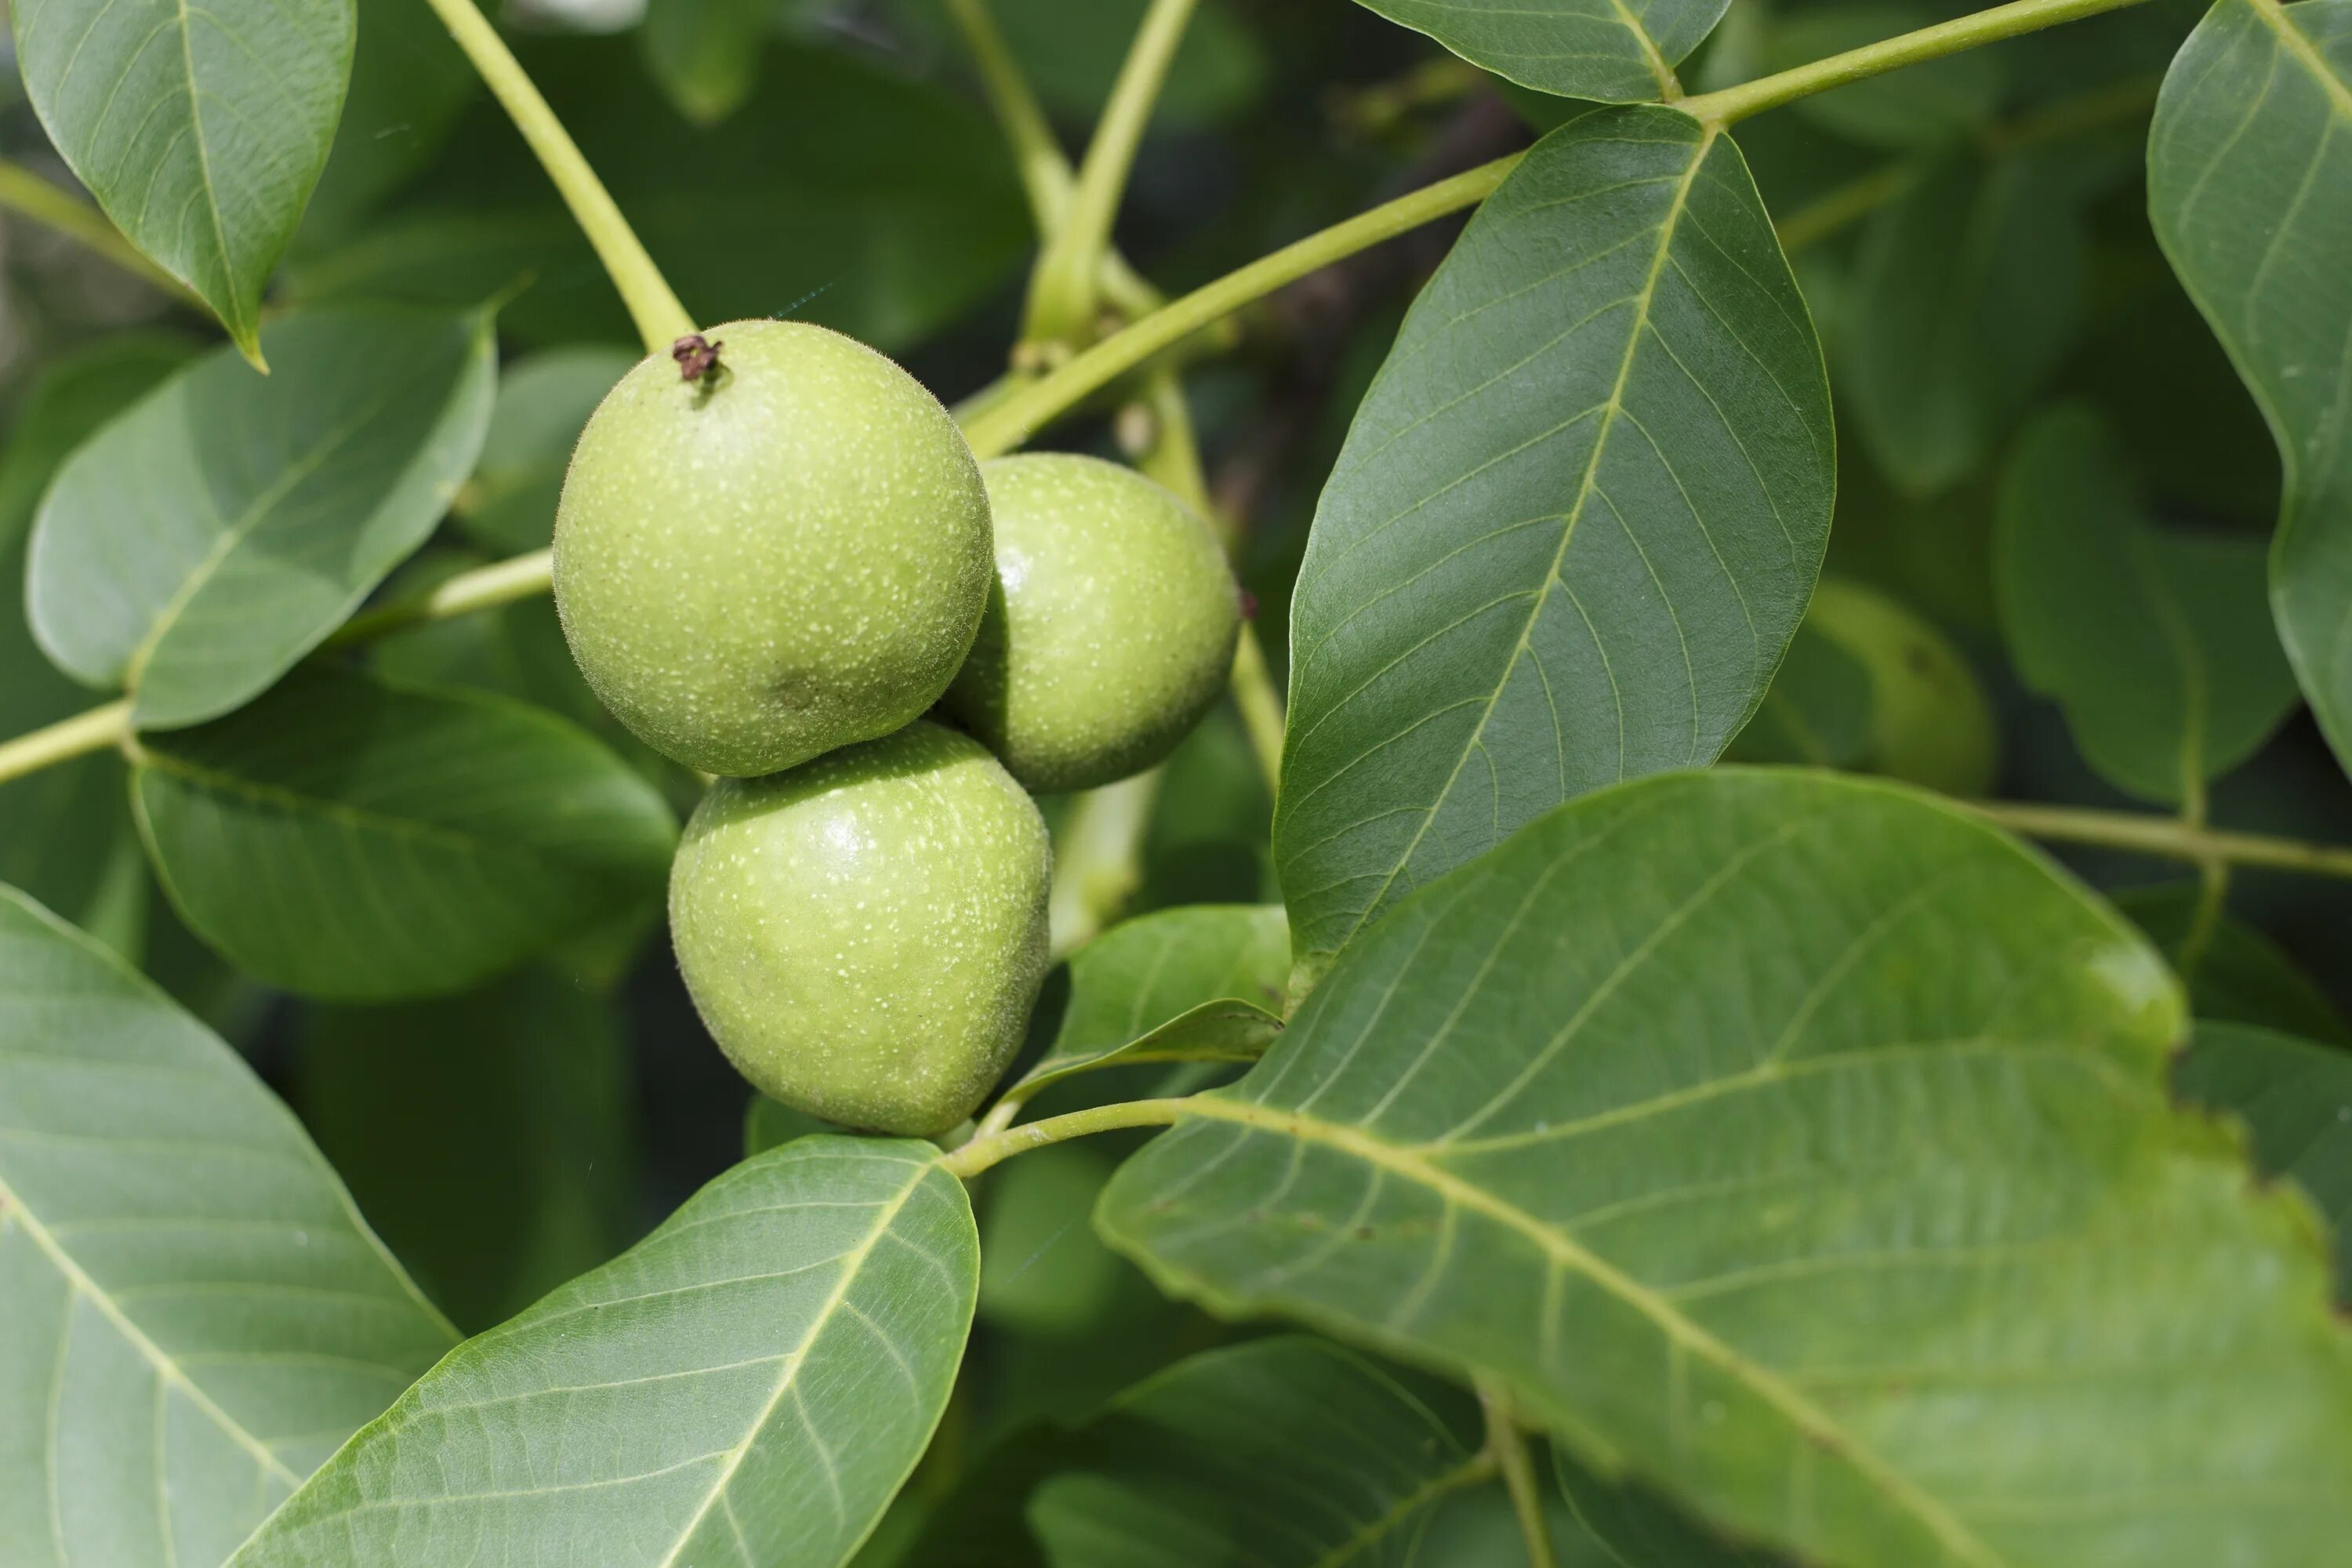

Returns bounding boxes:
[671,334,724,383]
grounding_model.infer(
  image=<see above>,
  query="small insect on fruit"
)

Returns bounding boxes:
[670,333,723,383]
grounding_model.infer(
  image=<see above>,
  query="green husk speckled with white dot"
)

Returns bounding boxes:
[669,721,1051,1137]
[554,319,992,777]
[946,454,1241,793]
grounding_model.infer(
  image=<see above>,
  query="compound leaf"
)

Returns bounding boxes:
[1105,769,2352,1567]
[1350,0,1730,101]
[1277,108,1832,985]
[0,885,454,1568]
[131,666,677,1001]
[27,306,496,730]
[1997,405,2299,804]
[230,1135,977,1568]
[2148,0,2352,780]
[12,0,354,361]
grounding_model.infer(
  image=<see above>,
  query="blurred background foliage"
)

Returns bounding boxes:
[1,0,2347,1555]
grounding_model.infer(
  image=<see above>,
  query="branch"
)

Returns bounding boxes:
[1479,1379,1559,1568]
[938,1096,1189,1179]
[421,0,692,350]
[1679,0,2157,126]
[1022,0,1200,346]
[1967,802,2352,881]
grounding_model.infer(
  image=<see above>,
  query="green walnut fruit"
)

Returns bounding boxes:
[554,319,992,776]
[669,720,1050,1136]
[944,454,1241,793]
[1809,577,1998,797]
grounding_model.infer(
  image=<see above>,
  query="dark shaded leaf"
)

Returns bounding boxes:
[131,666,677,1000]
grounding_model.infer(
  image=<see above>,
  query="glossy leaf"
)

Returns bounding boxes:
[1277,109,1833,983]
[230,1135,977,1568]
[1842,153,2089,496]
[10,0,353,360]
[1,338,197,938]
[1351,0,1729,101]
[131,666,677,1001]
[1026,1338,1492,1566]
[2148,0,2352,778]
[301,969,639,1331]
[1998,405,2298,804]
[459,347,639,554]
[0,885,456,1568]
[1105,769,2352,1567]
[2176,1022,2352,1298]
[27,305,496,730]
[289,37,1029,354]
[2113,883,2349,1044]
[1011,905,1289,1098]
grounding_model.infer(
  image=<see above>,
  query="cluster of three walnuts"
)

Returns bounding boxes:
[554,321,1242,1138]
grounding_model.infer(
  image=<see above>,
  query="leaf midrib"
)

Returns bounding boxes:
[0,1170,299,1487]
[119,332,456,699]
[650,1160,930,1567]
[2249,0,2352,125]
[1334,122,1717,959]
[1170,1094,2007,1568]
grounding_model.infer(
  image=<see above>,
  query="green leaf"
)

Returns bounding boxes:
[1841,153,2089,497]
[1555,1448,1786,1565]
[459,346,639,554]
[641,0,775,125]
[1998,405,2299,804]
[746,1095,835,1156]
[289,37,1029,354]
[11,0,354,361]
[0,884,456,1567]
[1025,1337,1493,1566]
[1349,0,1729,102]
[1,337,198,938]
[978,1144,1127,1338]
[230,1135,977,1568]
[1010,905,1289,1099]
[2113,883,2350,1044]
[1276,109,1834,985]
[299,969,639,1332]
[26,305,497,730]
[299,0,475,241]
[1102,769,2352,1567]
[2147,0,2352,779]
[130,665,677,1001]
[2176,1022,2352,1298]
